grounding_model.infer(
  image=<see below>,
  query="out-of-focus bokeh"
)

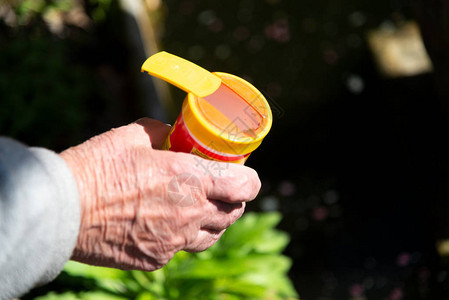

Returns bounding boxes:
[2,0,449,299]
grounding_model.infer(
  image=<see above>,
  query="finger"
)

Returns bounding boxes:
[134,118,172,150]
[201,161,261,203]
[184,228,226,252]
[161,150,261,203]
[200,200,245,231]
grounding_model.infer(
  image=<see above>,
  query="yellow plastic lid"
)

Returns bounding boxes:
[141,51,222,98]
[184,72,273,155]
[141,52,273,156]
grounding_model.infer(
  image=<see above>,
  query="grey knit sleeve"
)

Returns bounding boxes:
[0,137,80,300]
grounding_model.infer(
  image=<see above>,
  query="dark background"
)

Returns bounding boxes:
[160,1,449,298]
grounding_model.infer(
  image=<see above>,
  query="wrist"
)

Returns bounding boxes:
[60,148,89,208]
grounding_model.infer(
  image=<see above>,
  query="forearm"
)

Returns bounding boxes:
[0,138,80,299]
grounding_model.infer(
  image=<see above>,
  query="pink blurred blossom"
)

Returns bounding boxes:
[349,283,364,297]
[312,206,329,221]
[386,288,403,300]
[265,19,290,43]
[396,252,411,267]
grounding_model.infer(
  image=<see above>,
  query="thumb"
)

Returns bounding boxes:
[134,118,172,150]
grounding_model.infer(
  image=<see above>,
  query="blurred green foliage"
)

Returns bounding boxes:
[3,0,112,24]
[88,0,113,22]
[0,0,131,149]
[0,34,91,148]
[35,212,298,300]
[10,0,74,22]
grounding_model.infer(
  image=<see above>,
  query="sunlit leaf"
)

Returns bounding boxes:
[36,291,128,300]
[36,291,79,300]
[40,213,298,299]
[63,261,126,279]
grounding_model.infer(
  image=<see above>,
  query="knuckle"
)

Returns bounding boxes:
[228,208,244,226]
[222,216,234,229]
[232,204,245,219]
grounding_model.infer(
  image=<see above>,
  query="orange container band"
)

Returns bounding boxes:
[163,72,272,164]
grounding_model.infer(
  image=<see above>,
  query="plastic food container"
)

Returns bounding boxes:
[142,51,272,164]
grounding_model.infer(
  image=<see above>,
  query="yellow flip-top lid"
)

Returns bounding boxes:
[141,51,222,98]
[183,72,273,155]
[141,51,273,156]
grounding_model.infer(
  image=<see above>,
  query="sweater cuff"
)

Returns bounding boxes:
[30,147,81,284]
[0,138,81,299]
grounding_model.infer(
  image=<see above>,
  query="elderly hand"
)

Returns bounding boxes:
[59,118,261,271]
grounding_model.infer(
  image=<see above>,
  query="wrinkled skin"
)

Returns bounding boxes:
[60,118,261,271]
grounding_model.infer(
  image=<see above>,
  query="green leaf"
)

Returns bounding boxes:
[18,0,46,15]
[36,291,128,300]
[135,291,160,300]
[253,230,290,254]
[240,271,298,298]
[131,270,165,296]
[215,277,267,298]
[63,262,131,294]
[209,212,285,257]
[77,291,128,300]
[63,261,127,279]
[51,0,76,12]
[41,213,298,299]
[171,254,291,280]
[36,291,80,300]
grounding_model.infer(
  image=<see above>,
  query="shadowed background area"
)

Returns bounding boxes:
[2,0,449,299]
